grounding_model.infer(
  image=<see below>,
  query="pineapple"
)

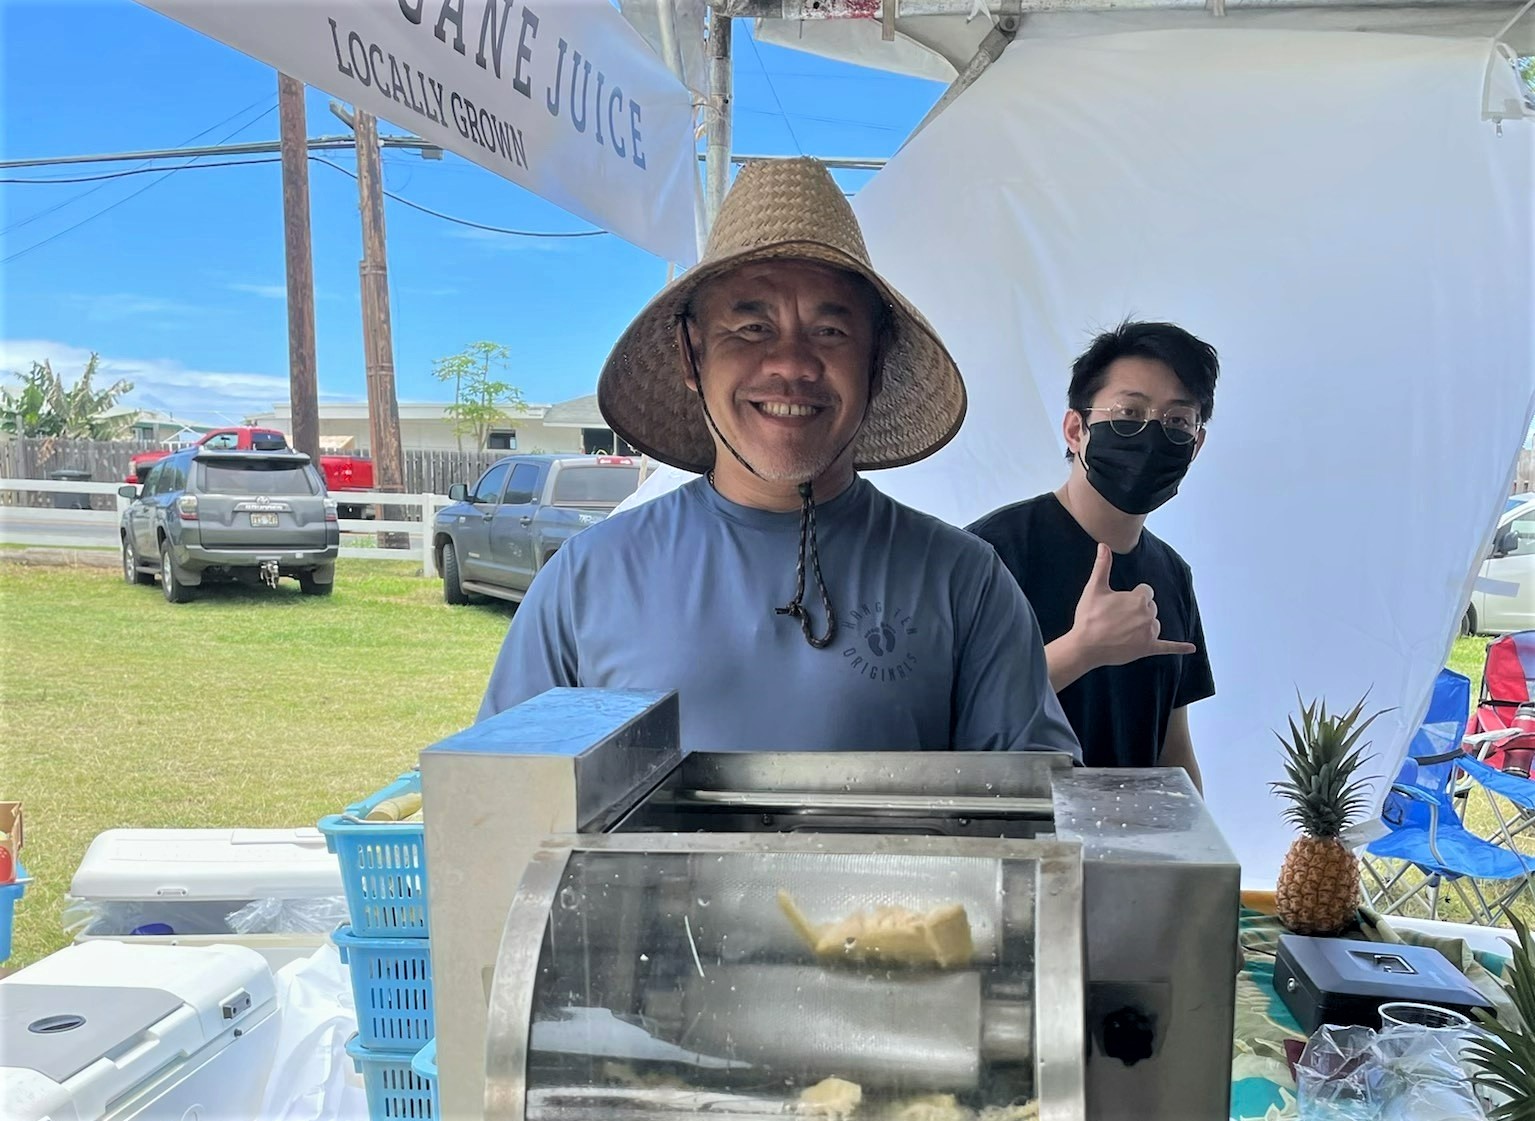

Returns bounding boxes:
[1270,695,1380,936]
[1467,910,1535,1120]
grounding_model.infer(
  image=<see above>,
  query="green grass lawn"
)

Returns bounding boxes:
[1447,634,1486,697]
[0,560,513,966]
[0,563,1525,966]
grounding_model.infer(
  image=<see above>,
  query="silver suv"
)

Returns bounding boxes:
[118,448,340,603]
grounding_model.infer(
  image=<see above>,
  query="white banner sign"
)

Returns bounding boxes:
[138,0,701,264]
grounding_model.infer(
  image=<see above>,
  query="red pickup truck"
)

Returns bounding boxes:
[126,427,376,518]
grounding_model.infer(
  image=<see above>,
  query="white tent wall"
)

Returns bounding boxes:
[847,29,1535,886]
[614,27,1534,888]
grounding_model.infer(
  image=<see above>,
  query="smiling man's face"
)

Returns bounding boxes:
[684,259,881,487]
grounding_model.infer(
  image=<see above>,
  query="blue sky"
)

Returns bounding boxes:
[0,3,942,423]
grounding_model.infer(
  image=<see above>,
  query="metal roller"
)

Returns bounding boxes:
[643,965,1029,1092]
[676,851,1011,964]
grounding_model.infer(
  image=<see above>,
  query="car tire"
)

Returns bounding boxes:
[1462,607,1477,637]
[299,571,334,596]
[160,545,193,604]
[122,538,154,586]
[442,541,469,605]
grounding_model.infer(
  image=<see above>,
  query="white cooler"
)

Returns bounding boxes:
[0,941,279,1121]
[69,828,345,970]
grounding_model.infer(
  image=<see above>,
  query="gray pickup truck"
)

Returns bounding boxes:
[432,454,641,604]
[118,447,339,602]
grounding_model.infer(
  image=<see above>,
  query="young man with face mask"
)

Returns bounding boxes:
[968,321,1219,790]
[478,158,1079,761]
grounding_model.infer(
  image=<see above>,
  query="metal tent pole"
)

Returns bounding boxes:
[704,14,735,234]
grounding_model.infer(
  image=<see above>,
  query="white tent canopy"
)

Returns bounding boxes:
[616,19,1535,886]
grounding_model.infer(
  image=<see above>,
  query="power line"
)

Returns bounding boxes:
[2,105,278,266]
[2,137,888,174]
[747,31,804,155]
[1,153,609,242]
[308,157,607,239]
[2,95,276,235]
[1,158,284,185]
[0,133,439,170]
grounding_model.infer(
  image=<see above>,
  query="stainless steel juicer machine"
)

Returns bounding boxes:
[419,689,1240,1121]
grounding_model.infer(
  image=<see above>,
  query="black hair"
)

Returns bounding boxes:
[680,267,893,356]
[1067,320,1219,424]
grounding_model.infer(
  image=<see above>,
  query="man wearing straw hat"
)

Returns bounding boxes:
[479,158,1078,757]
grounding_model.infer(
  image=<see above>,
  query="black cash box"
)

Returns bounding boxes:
[1273,934,1495,1034]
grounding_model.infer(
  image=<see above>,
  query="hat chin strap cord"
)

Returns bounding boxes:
[682,323,871,651]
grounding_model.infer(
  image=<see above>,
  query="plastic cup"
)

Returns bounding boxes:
[1377,1002,1472,1031]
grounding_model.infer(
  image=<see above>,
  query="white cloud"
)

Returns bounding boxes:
[227,283,288,300]
[65,293,200,323]
[447,227,584,254]
[0,339,291,425]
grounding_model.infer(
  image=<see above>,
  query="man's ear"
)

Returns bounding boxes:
[1063,409,1087,458]
[676,318,701,394]
[1191,425,1207,461]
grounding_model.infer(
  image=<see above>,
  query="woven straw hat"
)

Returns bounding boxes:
[597,157,966,474]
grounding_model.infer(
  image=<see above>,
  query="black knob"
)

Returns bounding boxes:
[1100,1005,1156,1066]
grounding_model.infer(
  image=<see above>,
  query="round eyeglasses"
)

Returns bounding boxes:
[1084,404,1202,445]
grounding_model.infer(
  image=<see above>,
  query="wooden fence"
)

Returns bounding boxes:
[0,437,507,500]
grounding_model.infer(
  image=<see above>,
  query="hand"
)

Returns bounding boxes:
[1070,544,1197,670]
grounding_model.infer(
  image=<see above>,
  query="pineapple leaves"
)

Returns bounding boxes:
[1268,691,1387,840]
[1468,912,1535,1119]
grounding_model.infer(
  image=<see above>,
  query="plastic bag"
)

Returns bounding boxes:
[226,896,349,935]
[1296,1023,1487,1120]
[257,942,369,1121]
[61,896,249,937]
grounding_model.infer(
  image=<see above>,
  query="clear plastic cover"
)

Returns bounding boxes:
[522,849,1049,1120]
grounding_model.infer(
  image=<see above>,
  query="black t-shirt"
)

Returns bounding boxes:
[968,493,1215,769]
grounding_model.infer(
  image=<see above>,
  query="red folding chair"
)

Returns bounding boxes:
[1468,631,1535,773]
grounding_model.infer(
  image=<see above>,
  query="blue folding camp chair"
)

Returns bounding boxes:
[1363,669,1535,923]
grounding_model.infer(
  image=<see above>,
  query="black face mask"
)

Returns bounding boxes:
[1081,420,1196,515]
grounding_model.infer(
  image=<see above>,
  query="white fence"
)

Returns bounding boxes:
[0,478,449,577]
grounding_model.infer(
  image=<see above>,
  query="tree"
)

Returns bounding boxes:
[431,341,525,451]
[0,354,135,439]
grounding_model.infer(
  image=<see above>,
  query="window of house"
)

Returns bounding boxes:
[487,429,518,451]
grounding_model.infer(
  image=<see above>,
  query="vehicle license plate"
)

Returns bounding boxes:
[250,513,279,527]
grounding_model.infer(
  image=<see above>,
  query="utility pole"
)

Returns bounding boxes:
[332,102,408,548]
[278,73,319,463]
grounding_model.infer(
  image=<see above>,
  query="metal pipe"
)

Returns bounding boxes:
[657,0,710,258]
[699,152,887,170]
[716,0,1518,14]
[673,788,1054,816]
[704,14,734,233]
[906,22,1018,145]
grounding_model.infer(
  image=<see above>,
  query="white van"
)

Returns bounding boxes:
[1466,493,1535,635]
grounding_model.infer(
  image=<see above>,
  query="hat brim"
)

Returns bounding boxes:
[597,241,967,475]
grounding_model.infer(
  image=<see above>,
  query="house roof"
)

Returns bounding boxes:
[100,406,215,431]
[247,401,553,423]
[541,394,607,428]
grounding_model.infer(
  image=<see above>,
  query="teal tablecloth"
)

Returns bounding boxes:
[1229,907,1514,1120]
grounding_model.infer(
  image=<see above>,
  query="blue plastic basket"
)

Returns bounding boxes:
[319,771,428,938]
[334,925,434,1050]
[346,1035,435,1121]
[0,866,27,964]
